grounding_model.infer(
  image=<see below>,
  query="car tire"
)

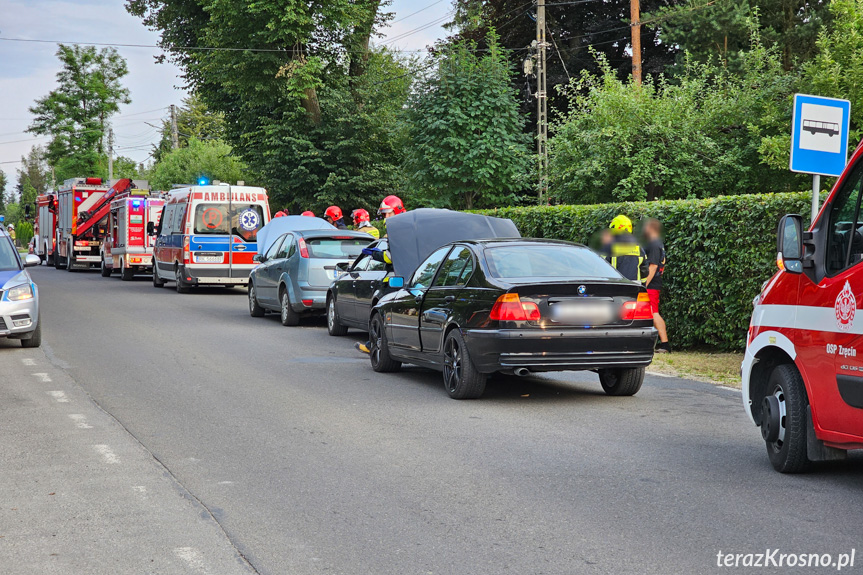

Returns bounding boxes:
[20,317,41,348]
[599,367,645,396]
[248,283,265,317]
[443,329,486,399]
[100,256,111,277]
[280,288,299,326]
[327,296,349,336]
[764,364,811,473]
[175,266,190,294]
[369,312,401,373]
[153,264,166,288]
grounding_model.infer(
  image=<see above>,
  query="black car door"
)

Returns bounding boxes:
[353,250,389,325]
[335,254,368,323]
[388,246,452,352]
[419,246,475,355]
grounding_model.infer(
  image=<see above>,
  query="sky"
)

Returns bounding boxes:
[0,0,452,197]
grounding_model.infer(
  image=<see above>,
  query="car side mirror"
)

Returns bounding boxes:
[777,214,804,274]
[387,276,404,288]
[335,262,350,272]
[23,254,41,267]
[253,254,265,263]
[147,221,155,236]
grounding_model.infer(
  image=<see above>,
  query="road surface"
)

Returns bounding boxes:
[4,266,862,574]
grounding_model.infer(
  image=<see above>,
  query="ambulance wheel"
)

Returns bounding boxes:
[100,258,111,277]
[120,261,134,281]
[248,283,265,317]
[764,364,811,473]
[327,295,348,336]
[175,267,190,294]
[599,367,645,396]
[280,288,299,326]
[152,264,166,288]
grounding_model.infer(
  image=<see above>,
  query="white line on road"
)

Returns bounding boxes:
[21,358,36,366]
[32,373,51,382]
[174,547,208,573]
[68,414,92,429]
[47,390,69,403]
[93,444,119,464]
[132,485,147,494]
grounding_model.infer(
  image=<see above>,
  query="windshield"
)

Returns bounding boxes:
[0,237,20,271]
[306,238,370,259]
[484,244,621,280]
[193,203,266,242]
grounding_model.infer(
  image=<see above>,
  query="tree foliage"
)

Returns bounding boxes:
[153,93,226,162]
[403,33,530,209]
[28,45,130,178]
[148,138,253,191]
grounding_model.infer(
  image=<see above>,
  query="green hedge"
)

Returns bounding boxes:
[475,193,814,350]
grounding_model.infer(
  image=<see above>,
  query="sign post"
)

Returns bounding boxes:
[790,94,851,222]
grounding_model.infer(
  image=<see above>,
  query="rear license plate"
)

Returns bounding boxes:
[549,300,615,325]
[196,255,223,263]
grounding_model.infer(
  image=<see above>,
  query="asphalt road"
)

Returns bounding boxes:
[17,265,863,574]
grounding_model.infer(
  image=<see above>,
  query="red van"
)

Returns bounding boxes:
[744,144,863,472]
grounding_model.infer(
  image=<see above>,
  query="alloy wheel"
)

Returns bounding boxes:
[444,336,462,393]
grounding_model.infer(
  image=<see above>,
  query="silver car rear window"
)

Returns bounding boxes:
[305,238,370,259]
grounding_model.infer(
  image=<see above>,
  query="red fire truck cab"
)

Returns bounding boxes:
[744,144,863,472]
[100,190,164,281]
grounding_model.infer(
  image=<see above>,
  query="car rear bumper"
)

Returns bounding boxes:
[292,284,328,311]
[463,326,657,373]
[184,264,252,285]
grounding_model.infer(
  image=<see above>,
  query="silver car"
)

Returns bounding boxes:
[248,228,373,326]
[0,229,42,347]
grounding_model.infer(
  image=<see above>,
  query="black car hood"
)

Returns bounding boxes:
[386,209,520,278]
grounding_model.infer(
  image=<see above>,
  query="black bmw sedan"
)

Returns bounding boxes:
[369,238,657,399]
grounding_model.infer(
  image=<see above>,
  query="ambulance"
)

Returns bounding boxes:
[743,144,863,472]
[149,183,270,292]
[100,189,164,281]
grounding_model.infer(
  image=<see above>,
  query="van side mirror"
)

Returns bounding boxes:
[146,221,155,236]
[777,214,804,274]
[387,276,405,288]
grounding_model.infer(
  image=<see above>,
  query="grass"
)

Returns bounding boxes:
[648,350,743,387]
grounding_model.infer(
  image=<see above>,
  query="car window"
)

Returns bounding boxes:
[367,257,387,272]
[351,255,371,272]
[433,246,473,287]
[0,237,20,271]
[158,205,173,235]
[276,234,292,259]
[175,204,187,234]
[410,246,451,289]
[264,234,286,260]
[193,203,230,234]
[484,244,621,280]
[827,160,863,275]
[305,238,370,259]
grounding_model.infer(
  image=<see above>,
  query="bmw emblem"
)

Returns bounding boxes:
[577,285,587,295]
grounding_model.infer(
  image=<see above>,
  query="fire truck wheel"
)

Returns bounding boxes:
[248,283,265,317]
[100,257,111,277]
[120,261,134,281]
[764,364,811,473]
[153,265,166,288]
[20,319,41,348]
[280,288,299,326]
[65,241,74,271]
[175,267,190,294]
[46,251,54,267]
[599,367,645,396]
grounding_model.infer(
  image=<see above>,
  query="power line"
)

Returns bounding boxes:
[390,0,447,24]
[382,11,455,45]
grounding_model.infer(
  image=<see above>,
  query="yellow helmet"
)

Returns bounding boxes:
[609,215,633,234]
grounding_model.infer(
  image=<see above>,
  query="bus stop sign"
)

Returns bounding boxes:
[790,93,851,177]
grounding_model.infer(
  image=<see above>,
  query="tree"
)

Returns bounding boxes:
[0,170,7,214]
[148,138,253,191]
[28,44,130,177]
[153,93,226,162]
[16,146,50,201]
[403,34,530,210]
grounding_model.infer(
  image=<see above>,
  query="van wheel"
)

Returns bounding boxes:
[763,364,811,473]
[153,264,165,288]
[248,284,265,317]
[120,260,134,281]
[369,313,401,373]
[175,267,190,294]
[327,296,349,336]
[280,289,299,326]
[443,329,486,399]
[20,318,41,348]
[599,367,645,396]
[100,257,111,277]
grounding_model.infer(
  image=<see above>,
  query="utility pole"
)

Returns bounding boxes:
[536,0,549,204]
[108,127,114,181]
[170,104,179,150]
[630,0,642,85]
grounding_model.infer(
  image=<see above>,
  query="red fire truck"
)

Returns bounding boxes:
[744,143,863,473]
[100,190,164,280]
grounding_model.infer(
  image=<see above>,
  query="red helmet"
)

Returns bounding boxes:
[301,211,315,217]
[324,206,343,221]
[274,210,289,218]
[352,208,371,225]
[378,195,405,216]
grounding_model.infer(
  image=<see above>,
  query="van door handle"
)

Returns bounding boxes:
[444,295,455,303]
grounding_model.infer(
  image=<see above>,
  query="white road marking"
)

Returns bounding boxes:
[32,373,51,382]
[174,547,208,573]
[132,486,147,494]
[93,444,119,464]
[217,481,234,485]
[47,391,69,403]
[21,358,36,366]
[68,414,92,429]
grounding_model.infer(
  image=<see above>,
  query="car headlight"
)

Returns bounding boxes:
[4,283,34,301]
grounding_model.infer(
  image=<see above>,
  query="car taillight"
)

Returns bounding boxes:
[298,237,309,258]
[183,236,190,264]
[621,293,653,321]
[489,293,541,322]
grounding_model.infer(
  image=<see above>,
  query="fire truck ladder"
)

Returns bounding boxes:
[74,178,133,238]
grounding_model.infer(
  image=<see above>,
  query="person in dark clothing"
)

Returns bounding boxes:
[644,218,670,352]
[606,215,648,282]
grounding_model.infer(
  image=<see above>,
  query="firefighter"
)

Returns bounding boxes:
[377,195,406,220]
[301,211,315,217]
[325,206,348,229]
[352,209,380,239]
[273,209,289,218]
[606,215,648,282]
